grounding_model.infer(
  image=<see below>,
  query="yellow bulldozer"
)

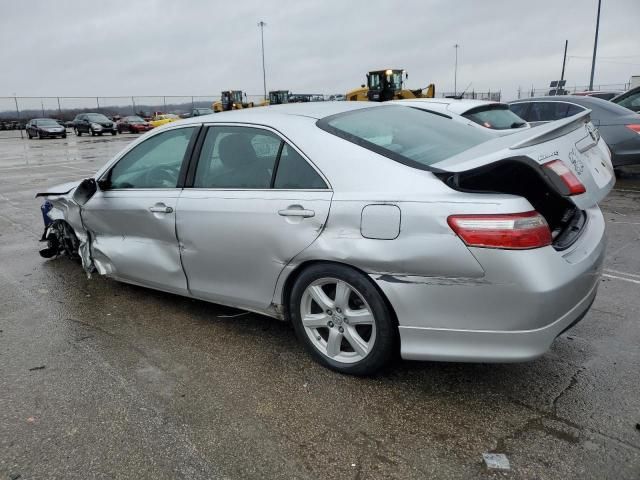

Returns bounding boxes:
[346,69,435,102]
[212,91,255,112]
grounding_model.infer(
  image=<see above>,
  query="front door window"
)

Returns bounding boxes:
[106,127,196,189]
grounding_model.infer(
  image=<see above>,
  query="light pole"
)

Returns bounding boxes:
[258,21,267,101]
[589,0,602,91]
[454,44,459,96]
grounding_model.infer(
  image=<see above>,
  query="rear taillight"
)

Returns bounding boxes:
[543,159,586,195]
[626,124,640,135]
[447,211,552,250]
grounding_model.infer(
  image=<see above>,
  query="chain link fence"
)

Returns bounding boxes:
[438,91,502,101]
[17,84,638,139]
[517,82,631,98]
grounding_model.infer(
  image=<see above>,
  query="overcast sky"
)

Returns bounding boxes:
[1,0,639,101]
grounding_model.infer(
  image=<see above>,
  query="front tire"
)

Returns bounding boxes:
[75,128,82,136]
[289,263,396,375]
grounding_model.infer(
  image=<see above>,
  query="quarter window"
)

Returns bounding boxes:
[274,145,327,189]
[107,127,195,189]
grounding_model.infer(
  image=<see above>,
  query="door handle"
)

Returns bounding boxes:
[149,205,173,213]
[278,206,315,218]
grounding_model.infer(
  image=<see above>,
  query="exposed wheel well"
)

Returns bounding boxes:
[281,260,400,332]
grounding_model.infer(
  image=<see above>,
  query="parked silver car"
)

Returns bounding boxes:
[37,102,614,375]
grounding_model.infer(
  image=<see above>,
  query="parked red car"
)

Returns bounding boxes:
[116,116,154,134]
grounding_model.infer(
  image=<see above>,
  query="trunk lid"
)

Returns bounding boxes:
[432,110,615,209]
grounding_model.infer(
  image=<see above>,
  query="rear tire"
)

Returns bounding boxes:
[289,263,396,375]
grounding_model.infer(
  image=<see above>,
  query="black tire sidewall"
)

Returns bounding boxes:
[289,263,396,375]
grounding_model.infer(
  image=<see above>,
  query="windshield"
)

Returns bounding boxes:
[36,119,60,126]
[368,73,382,89]
[126,116,145,123]
[87,114,110,122]
[462,104,527,130]
[318,106,491,169]
[389,72,403,90]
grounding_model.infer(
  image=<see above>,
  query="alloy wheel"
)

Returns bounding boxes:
[300,277,376,364]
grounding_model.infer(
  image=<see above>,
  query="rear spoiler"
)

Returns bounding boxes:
[510,110,592,150]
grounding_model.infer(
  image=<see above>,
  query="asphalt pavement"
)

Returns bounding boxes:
[0,132,639,479]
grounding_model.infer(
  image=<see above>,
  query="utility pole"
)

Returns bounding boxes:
[589,0,602,90]
[559,39,568,95]
[258,21,267,101]
[453,44,459,96]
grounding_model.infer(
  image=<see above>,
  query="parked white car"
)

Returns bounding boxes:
[392,98,530,136]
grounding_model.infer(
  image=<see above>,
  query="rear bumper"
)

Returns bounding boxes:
[374,206,606,362]
[397,280,597,362]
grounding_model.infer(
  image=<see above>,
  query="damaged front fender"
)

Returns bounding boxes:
[36,182,95,275]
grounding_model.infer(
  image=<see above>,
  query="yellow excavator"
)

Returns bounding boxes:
[212,91,255,112]
[346,69,435,102]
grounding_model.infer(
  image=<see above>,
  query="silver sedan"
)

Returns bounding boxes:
[37,102,614,375]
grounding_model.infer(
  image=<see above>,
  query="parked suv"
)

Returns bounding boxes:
[73,113,117,136]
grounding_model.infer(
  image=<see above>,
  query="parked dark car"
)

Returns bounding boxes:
[73,113,117,136]
[116,115,153,134]
[509,96,640,172]
[611,86,640,113]
[26,118,67,139]
[572,90,623,101]
[191,107,214,117]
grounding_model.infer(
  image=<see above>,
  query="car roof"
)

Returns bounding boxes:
[177,101,379,125]
[392,98,501,115]
[509,95,610,106]
[509,95,640,120]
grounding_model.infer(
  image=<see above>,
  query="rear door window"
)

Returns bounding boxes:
[193,126,280,189]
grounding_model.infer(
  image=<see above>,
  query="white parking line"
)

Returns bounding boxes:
[602,274,640,285]
[604,268,640,280]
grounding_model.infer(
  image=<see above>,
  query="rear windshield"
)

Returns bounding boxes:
[317,105,491,169]
[462,104,527,130]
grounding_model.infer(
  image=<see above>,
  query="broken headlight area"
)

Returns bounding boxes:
[39,202,80,259]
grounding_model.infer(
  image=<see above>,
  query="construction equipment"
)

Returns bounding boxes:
[212,91,255,112]
[346,69,435,102]
[268,90,290,105]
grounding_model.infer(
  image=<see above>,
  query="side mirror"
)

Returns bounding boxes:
[73,178,98,206]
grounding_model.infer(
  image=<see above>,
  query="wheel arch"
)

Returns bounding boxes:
[280,259,400,330]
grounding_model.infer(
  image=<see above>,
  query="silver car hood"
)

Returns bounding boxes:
[35,180,82,198]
